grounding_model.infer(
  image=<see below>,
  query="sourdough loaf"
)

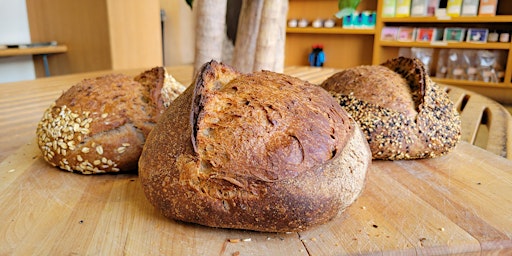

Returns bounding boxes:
[320,57,461,160]
[138,61,371,232]
[36,67,186,174]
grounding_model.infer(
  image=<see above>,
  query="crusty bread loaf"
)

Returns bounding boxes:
[36,67,186,174]
[320,57,461,160]
[138,60,371,232]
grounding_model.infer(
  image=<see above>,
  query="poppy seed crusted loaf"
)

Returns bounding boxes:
[320,57,461,160]
[36,67,186,174]
[138,61,371,232]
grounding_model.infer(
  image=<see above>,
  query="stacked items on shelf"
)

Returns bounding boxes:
[288,18,337,28]
[342,11,377,28]
[382,0,499,17]
[436,49,506,82]
[287,12,377,29]
[381,26,510,43]
[399,47,506,83]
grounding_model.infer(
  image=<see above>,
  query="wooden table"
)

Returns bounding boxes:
[1,66,511,255]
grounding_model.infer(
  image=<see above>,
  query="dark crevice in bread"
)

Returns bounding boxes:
[381,57,426,111]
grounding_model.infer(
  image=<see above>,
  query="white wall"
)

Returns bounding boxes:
[160,0,195,66]
[0,0,35,83]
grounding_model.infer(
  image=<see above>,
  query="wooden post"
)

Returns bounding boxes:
[253,0,288,72]
[193,0,227,74]
[231,0,264,73]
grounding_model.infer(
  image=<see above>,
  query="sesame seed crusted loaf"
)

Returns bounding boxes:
[36,67,186,174]
[138,60,371,232]
[320,57,461,160]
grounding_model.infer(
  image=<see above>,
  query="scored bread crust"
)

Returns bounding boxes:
[138,60,371,232]
[320,57,461,160]
[36,67,186,174]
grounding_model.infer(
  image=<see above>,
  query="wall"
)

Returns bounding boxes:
[0,0,35,83]
[160,0,195,66]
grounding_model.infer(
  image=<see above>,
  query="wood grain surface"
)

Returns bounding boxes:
[1,65,511,255]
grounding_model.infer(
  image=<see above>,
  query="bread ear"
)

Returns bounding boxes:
[190,60,240,153]
[381,57,426,109]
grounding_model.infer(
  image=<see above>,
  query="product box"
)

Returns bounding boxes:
[478,0,498,16]
[395,0,412,17]
[398,27,417,41]
[461,0,480,15]
[427,0,440,16]
[416,27,443,42]
[447,0,463,17]
[444,27,466,42]
[342,15,353,28]
[411,0,428,16]
[382,0,397,17]
[466,28,489,42]
[363,11,377,28]
[381,26,400,40]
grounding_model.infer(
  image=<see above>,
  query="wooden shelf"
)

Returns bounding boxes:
[379,41,510,50]
[381,15,512,23]
[286,27,375,35]
[432,78,509,88]
[0,45,67,57]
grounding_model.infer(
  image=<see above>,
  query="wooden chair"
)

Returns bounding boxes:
[444,85,512,160]
[283,66,512,160]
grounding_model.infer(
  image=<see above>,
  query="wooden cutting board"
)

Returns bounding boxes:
[1,139,511,255]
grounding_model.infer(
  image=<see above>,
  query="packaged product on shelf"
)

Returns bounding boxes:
[488,31,499,42]
[447,0,463,17]
[447,49,466,80]
[382,27,400,40]
[395,0,412,17]
[477,50,498,83]
[416,28,443,42]
[411,0,429,16]
[411,47,434,74]
[444,27,466,42]
[382,0,397,17]
[462,50,479,81]
[492,50,507,82]
[499,33,510,42]
[478,0,498,16]
[427,0,440,16]
[436,49,449,78]
[466,28,489,42]
[461,0,480,16]
[398,27,416,41]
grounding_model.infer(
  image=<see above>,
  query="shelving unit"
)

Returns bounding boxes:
[286,27,375,35]
[373,1,512,103]
[285,0,378,69]
[286,0,512,104]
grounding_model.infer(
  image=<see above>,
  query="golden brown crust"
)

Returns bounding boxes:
[320,57,461,160]
[139,60,371,232]
[36,67,184,174]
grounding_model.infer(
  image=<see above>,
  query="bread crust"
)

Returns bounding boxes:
[139,61,371,232]
[36,67,186,174]
[320,57,461,160]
